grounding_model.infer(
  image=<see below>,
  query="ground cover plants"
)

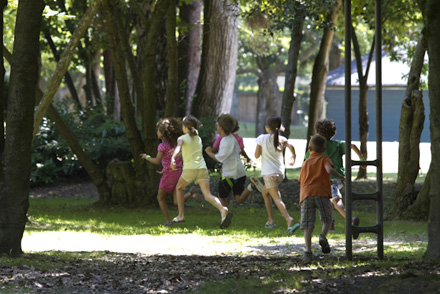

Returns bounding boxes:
[0,171,437,293]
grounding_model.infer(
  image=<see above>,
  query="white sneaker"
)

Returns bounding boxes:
[250,176,264,193]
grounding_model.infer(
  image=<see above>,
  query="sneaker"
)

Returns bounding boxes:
[250,176,264,193]
[329,219,335,231]
[352,217,360,240]
[319,234,331,254]
[303,251,313,262]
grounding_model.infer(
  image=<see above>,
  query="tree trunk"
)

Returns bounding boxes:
[42,28,82,111]
[164,0,178,117]
[281,16,304,139]
[105,0,144,166]
[191,0,239,117]
[0,0,44,256]
[388,91,425,218]
[421,0,440,260]
[406,166,431,220]
[177,1,202,117]
[103,48,116,117]
[306,0,342,145]
[0,0,6,158]
[33,0,103,137]
[387,33,427,220]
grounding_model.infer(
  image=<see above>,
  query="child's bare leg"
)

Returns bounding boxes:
[304,228,314,253]
[157,188,171,224]
[183,190,192,202]
[262,186,275,225]
[267,187,294,227]
[234,188,251,204]
[174,177,189,221]
[332,198,346,218]
[321,221,332,237]
[198,180,228,218]
[219,193,231,207]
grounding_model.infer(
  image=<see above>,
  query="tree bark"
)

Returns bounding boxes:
[0,0,6,158]
[177,1,202,117]
[306,0,342,145]
[421,0,440,260]
[0,0,45,256]
[104,0,144,169]
[33,0,103,137]
[164,0,178,117]
[280,16,304,139]
[191,0,239,117]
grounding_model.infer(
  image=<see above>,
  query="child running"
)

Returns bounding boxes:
[171,115,232,229]
[205,114,254,207]
[299,134,345,261]
[140,118,201,227]
[304,118,365,237]
[253,115,299,234]
[211,116,252,164]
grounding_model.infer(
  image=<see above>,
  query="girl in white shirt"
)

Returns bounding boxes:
[254,116,299,234]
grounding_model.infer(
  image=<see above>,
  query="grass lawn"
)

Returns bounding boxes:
[0,172,434,293]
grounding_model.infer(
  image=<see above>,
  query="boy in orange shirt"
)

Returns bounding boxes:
[299,135,345,261]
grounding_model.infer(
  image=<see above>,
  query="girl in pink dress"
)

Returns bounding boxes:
[141,118,200,226]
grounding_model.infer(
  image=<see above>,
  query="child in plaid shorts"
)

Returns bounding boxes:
[299,135,345,260]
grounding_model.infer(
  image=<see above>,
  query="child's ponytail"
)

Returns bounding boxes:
[266,116,284,151]
[182,115,200,137]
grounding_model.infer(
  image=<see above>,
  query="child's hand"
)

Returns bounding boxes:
[288,156,295,166]
[140,153,150,160]
[205,146,213,153]
[170,161,176,170]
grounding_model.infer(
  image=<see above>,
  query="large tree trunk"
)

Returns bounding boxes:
[33,0,103,137]
[191,0,239,117]
[387,34,427,220]
[0,0,6,158]
[306,0,342,144]
[177,1,202,117]
[164,0,178,117]
[389,91,425,218]
[0,0,44,256]
[421,0,440,260]
[280,16,304,139]
[103,48,116,117]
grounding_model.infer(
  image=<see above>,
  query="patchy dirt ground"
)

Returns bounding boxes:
[5,179,433,294]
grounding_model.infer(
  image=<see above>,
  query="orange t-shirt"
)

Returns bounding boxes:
[298,152,333,203]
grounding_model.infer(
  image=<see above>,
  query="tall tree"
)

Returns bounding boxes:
[0,0,6,158]
[306,0,342,145]
[176,0,202,117]
[420,0,440,260]
[191,0,239,117]
[0,0,45,256]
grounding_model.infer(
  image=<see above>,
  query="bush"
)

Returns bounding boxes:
[31,105,131,186]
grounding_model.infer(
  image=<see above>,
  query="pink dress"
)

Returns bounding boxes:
[158,140,182,193]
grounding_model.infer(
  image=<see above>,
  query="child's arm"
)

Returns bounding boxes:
[351,143,366,169]
[284,141,296,166]
[170,139,183,170]
[254,144,262,159]
[325,163,345,185]
[205,146,219,162]
[140,152,163,165]
[241,148,251,163]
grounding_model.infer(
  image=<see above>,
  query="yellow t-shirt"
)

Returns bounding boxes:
[178,133,207,170]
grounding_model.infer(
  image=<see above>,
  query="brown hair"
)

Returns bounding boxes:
[182,115,200,137]
[266,116,285,151]
[309,134,326,153]
[157,117,182,148]
[314,119,336,141]
[217,114,236,135]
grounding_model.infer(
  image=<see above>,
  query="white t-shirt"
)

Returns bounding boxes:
[178,133,207,170]
[256,134,285,176]
[215,134,246,179]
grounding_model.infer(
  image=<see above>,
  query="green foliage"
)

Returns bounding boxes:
[31,104,131,186]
